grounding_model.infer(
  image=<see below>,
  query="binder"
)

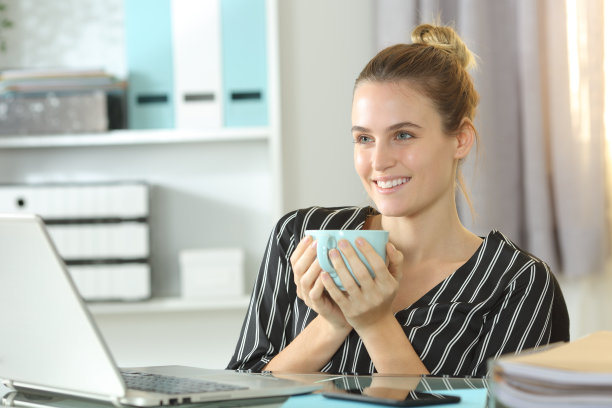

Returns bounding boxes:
[220,0,268,127]
[47,223,149,260]
[69,264,151,301]
[171,0,223,129]
[124,0,175,129]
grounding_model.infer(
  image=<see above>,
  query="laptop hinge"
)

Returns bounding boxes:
[1,379,15,390]
[110,396,122,408]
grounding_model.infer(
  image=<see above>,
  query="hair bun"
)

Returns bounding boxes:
[411,24,476,69]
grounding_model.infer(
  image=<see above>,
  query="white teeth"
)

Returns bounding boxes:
[376,177,408,189]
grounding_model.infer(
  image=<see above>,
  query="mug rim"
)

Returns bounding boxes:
[305,229,388,233]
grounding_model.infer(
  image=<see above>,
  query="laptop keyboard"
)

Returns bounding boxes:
[121,371,248,395]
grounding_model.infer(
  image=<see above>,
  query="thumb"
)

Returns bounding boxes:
[386,242,404,280]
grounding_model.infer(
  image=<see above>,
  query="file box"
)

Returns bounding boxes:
[0,182,151,301]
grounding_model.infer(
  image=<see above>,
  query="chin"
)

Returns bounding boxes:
[379,209,410,218]
[372,201,411,218]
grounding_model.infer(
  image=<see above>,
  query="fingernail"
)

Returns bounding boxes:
[329,249,340,259]
[338,239,350,249]
[356,237,365,247]
[304,235,312,244]
[310,239,317,249]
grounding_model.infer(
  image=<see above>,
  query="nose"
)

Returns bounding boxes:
[372,140,395,171]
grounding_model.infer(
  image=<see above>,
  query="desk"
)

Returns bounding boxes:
[1,374,490,408]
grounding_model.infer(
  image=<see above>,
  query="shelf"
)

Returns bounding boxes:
[0,127,270,149]
[88,296,251,316]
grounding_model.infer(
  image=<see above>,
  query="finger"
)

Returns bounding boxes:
[337,239,375,290]
[328,247,360,293]
[308,272,326,302]
[291,237,317,283]
[291,236,313,298]
[299,258,323,296]
[290,234,313,267]
[386,242,404,281]
[354,237,388,285]
[320,271,348,307]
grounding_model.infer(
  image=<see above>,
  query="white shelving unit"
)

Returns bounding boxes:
[0,0,282,298]
[0,0,281,367]
[89,295,251,316]
[0,128,270,148]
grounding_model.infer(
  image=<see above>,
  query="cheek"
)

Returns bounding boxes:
[416,147,456,184]
[354,149,370,176]
[398,150,423,173]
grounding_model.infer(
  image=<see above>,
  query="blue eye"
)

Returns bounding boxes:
[397,132,413,141]
[353,135,373,144]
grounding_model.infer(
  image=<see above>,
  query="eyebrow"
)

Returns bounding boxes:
[351,121,423,133]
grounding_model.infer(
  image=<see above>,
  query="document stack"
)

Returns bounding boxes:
[491,331,612,408]
[0,67,126,135]
[0,182,150,301]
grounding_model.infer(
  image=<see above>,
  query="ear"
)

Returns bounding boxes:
[453,118,476,159]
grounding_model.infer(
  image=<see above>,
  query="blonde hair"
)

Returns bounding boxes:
[355,23,480,212]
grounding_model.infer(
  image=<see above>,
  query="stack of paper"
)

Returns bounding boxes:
[0,67,124,93]
[492,331,612,407]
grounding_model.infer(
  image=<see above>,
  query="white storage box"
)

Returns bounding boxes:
[179,248,244,299]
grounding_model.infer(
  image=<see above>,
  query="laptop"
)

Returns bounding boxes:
[0,213,320,406]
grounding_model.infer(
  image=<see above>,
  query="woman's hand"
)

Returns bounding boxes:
[290,235,351,330]
[320,238,404,331]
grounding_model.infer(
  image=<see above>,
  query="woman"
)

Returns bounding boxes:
[228,23,569,377]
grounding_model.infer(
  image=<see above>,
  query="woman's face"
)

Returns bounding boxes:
[352,81,459,218]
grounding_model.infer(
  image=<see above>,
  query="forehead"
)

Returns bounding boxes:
[352,81,441,129]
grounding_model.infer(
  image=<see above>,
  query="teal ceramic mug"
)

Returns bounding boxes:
[305,229,389,290]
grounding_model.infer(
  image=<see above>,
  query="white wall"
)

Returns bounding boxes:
[278,0,373,212]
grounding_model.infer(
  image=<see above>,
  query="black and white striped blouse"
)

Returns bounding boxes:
[227,206,569,376]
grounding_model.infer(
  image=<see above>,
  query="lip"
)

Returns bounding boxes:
[372,176,411,194]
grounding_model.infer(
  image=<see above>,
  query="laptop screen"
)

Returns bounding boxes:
[0,214,126,400]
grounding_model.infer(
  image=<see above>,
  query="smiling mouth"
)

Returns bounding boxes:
[375,177,410,189]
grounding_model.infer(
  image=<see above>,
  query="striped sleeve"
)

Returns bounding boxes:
[467,257,554,376]
[226,211,298,371]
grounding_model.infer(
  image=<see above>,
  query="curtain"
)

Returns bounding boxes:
[375,0,608,278]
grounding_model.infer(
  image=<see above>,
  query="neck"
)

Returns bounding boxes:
[373,198,479,266]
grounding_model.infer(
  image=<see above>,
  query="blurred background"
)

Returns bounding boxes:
[0,0,609,368]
